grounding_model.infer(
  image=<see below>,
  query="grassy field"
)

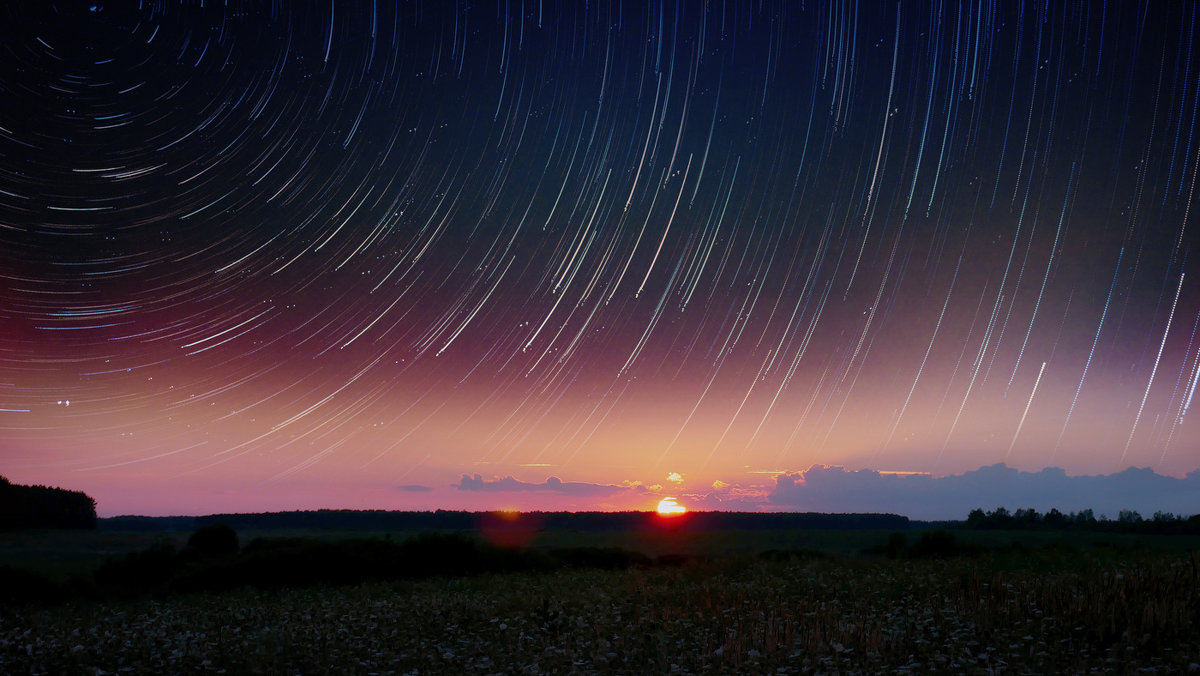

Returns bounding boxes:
[6,524,1199,580]
[2,543,1198,674]
[3,526,1200,673]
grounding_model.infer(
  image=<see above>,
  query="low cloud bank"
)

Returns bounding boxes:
[770,464,1200,520]
[397,484,432,492]
[456,474,645,497]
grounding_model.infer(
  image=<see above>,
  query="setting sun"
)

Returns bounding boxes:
[656,497,687,515]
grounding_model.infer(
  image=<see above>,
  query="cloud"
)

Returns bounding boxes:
[675,479,771,511]
[769,463,1200,520]
[667,472,683,483]
[397,484,432,492]
[455,474,646,497]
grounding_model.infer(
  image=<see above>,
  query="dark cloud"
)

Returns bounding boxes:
[769,464,1200,520]
[397,484,432,492]
[455,474,645,497]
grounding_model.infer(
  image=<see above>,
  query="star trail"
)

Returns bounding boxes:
[1,1,1198,515]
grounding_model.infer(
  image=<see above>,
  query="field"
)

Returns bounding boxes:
[5,524,1199,579]
[2,527,1199,673]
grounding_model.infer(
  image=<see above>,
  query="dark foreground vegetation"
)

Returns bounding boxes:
[0,476,96,531]
[2,516,1200,672]
[0,524,698,606]
[2,535,1197,673]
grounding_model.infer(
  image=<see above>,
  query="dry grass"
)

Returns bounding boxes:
[2,550,1198,674]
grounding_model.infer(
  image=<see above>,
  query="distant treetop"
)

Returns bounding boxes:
[965,506,1199,534]
[0,477,97,531]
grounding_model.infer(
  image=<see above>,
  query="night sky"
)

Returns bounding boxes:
[2,1,1198,516]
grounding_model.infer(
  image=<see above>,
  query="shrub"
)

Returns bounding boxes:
[186,523,239,557]
[908,530,965,558]
[0,565,63,605]
[863,532,907,558]
[94,540,178,591]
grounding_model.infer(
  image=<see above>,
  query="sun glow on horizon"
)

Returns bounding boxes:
[656,497,687,515]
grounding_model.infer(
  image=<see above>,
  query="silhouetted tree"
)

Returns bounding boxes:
[1041,508,1063,527]
[963,506,1200,534]
[1013,508,1041,526]
[0,476,97,530]
[1117,509,1143,524]
[1151,511,1177,523]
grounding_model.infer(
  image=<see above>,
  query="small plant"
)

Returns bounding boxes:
[185,523,239,557]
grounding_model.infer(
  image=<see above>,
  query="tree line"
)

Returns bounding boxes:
[102,509,910,532]
[965,507,1200,534]
[0,476,96,531]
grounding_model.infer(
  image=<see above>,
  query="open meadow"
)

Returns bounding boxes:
[2,525,1199,674]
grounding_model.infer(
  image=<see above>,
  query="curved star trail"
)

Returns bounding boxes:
[0,1,1197,514]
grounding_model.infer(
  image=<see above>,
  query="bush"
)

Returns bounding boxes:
[864,531,978,559]
[0,565,64,605]
[95,540,178,591]
[863,532,907,559]
[908,530,968,558]
[186,523,239,557]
